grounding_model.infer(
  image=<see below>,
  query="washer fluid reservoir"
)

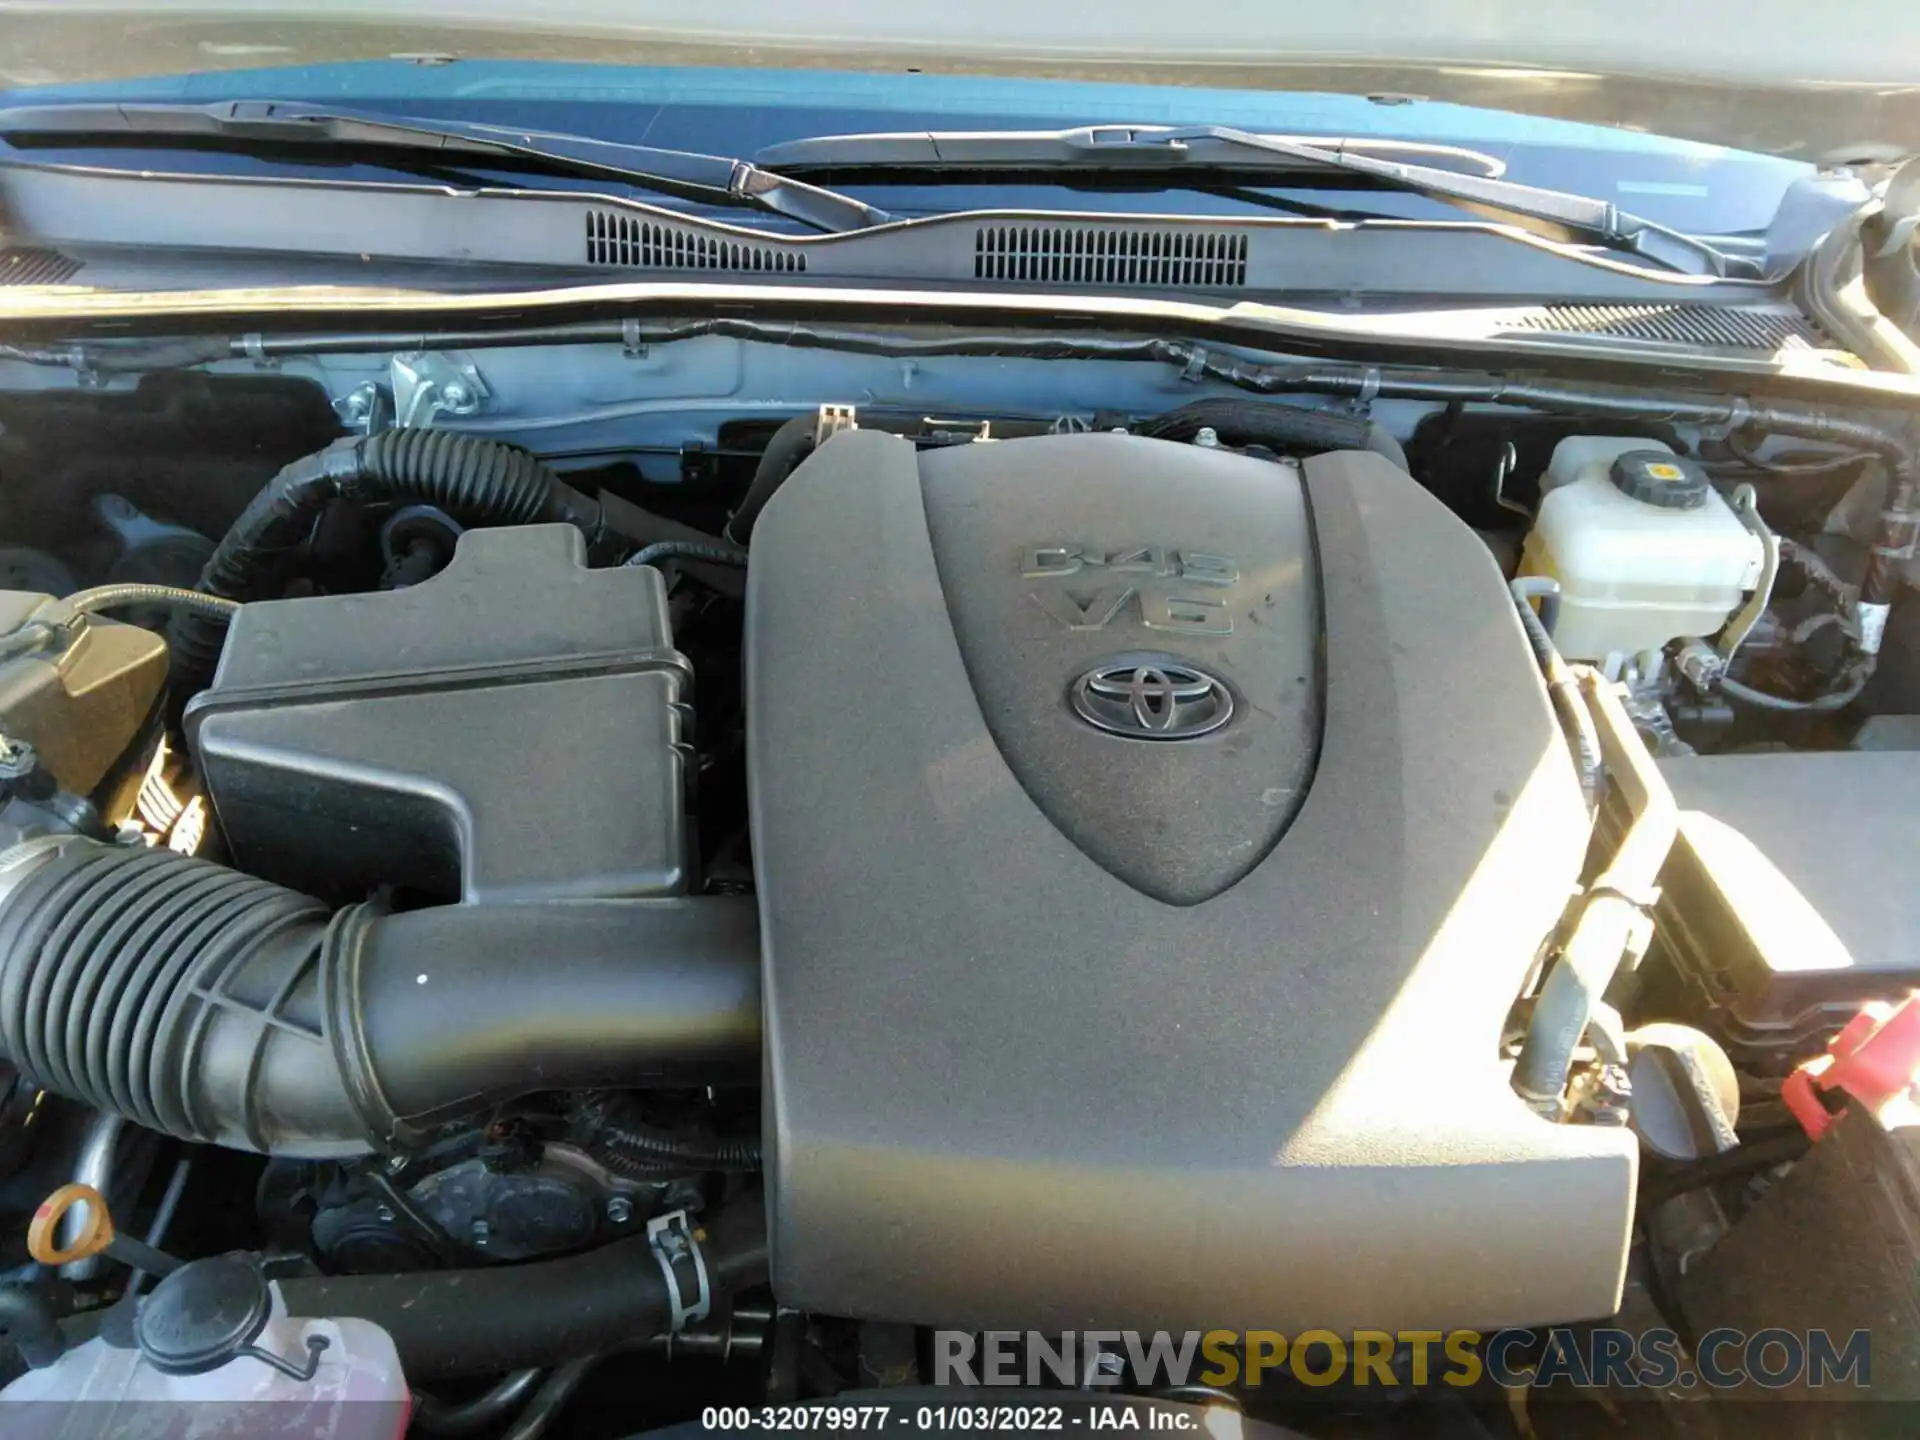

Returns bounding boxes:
[0,1252,410,1439]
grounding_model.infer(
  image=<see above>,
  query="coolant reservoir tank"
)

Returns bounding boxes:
[0,1253,409,1438]
[1520,437,1763,668]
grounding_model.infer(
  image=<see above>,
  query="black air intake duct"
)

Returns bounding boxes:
[0,838,761,1155]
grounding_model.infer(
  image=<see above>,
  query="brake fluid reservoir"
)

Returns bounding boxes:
[0,1253,410,1439]
[1520,437,1762,667]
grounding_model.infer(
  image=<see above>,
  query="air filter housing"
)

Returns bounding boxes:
[186,525,693,906]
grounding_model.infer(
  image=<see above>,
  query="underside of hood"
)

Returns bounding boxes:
[0,0,1916,162]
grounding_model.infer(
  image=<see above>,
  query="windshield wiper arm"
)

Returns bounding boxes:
[757,124,1747,276]
[0,100,892,234]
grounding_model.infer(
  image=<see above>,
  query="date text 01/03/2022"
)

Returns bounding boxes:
[699,1407,1197,1431]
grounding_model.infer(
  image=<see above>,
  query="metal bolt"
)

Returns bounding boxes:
[386,1155,408,1175]
[335,386,382,433]
[605,1196,634,1226]
[470,1219,491,1247]
[1192,426,1220,449]
[440,382,472,410]
[374,1205,395,1223]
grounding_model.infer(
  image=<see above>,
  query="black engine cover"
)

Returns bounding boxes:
[747,431,1628,1333]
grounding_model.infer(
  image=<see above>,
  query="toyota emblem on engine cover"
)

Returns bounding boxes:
[1070,657,1233,740]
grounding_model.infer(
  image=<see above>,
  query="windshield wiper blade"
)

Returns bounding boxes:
[759,125,1512,179]
[757,124,1747,276]
[0,100,892,234]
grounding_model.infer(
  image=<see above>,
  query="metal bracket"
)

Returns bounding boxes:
[1491,441,1532,519]
[391,352,489,429]
[333,383,391,436]
[1715,482,1779,666]
[814,403,858,448]
[646,1209,711,1333]
[921,416,995,443]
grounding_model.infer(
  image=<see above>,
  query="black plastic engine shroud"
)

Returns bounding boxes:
[747,431,1628,1333]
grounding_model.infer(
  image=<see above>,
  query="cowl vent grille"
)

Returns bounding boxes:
[0,248,82,286]
[1510,303,1830,352]
[586,213,805,272]
[974,226,1249,288]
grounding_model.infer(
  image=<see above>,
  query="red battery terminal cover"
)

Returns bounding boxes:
[1783,994,1920,1140]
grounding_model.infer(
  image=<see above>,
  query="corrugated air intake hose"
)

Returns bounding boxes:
[0,837,761,1156]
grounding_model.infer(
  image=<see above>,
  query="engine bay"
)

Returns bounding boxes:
[0,334,1918,1436]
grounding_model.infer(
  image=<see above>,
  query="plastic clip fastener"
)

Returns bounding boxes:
[814,403,859,448]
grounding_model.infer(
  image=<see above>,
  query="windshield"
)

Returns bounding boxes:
[0,60,1811,240]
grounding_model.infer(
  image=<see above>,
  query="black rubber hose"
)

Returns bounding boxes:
[346,901,761,1143]
[1724,429,1865,477]
[1719,667,1872,713]
[167,431,562,704]
[499,1356,598,1440]
[0,837,762,1155]
[1511,587,1605,816]
[724,415,818,544]
[278,1195,768,1380]
[1640,1131,1810,1205]
[412,1369,546,1436]
[1134,398,1409,471]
